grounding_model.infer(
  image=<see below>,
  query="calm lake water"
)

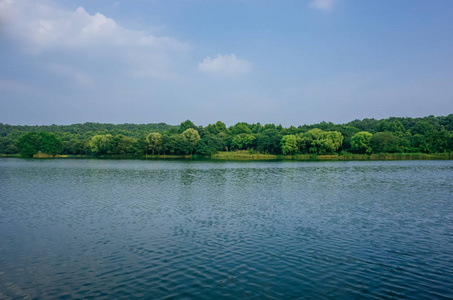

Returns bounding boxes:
[0,159,452,299]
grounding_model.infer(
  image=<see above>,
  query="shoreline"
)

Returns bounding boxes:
[2,151,452,161]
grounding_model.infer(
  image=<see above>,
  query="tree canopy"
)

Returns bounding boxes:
[17,131,63,157]
[2,114,452,157]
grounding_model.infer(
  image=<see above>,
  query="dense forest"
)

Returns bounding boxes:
[1,115,452,158]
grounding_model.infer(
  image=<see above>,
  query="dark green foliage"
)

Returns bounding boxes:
[346,118,379,132]
[410,134,430,153]
[179,120,196,133]
[1,114,452,157]
[229,122,253,135]
[0,137,17,154]
[17,132,40,157]
[251,123,263,133]
[62,140,90,155]
[205,121,227,135]
[438,114,453,131]
[370,132,401,153]
[17,131,63,157]
[112,135,138,155]
[376,120,406,133]
[196,136,225,155]
[163,134,191,155]
[231,134,257,150]
[39,131,63,156]
[432,130,452,153]
[335,125,361,151]
[0,122,175,138]
[257,129,282,154]
[411,121,435,136]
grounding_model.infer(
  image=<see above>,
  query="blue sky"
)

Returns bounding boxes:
[1,0,452,126]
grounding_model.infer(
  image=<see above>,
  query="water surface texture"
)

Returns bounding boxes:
[1,159,452,299]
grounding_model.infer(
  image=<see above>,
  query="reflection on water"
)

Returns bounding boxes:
[0,159,452,299]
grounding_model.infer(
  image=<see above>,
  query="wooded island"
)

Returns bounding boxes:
[1,115,452,160]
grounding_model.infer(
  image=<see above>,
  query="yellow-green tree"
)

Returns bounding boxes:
[298,129,343,154]
[181,128,201,154]
[89,134,114,155]
[281,135,298,155]
[350,131,373,154]
[146,132,163,155]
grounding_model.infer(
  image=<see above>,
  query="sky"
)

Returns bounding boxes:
[1,0,452,126]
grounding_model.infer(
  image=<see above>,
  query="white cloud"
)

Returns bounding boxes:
[0,0,188,80]
[309,0,336,10]
[198,54,251,75]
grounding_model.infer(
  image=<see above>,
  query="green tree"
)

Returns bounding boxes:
[432,130,452,153]
[298,129,343,154]
[350,131,373,154]
[163,134,191,155]
[162,134,178,154]
[231,134,256,150]
[438,114,453,131]
[376,120,406,133]
[281,135,298,155]
[231,135,245,150]
[217,132,230,151]
[251,123,263,133]
[205,121,227,135]
[113,135,137,155]
[196,135,225,155]
[410,134,430,153]
[230,122,252,135]
[257,129,282,154]
[243,134,257,150]
[370,132,400,153]
[0,137,17,154]
[17,131,63,157]
[39,131,63,156]
[146,132,163,155]
[179,120,196,133]
[412,121,435,136]
[347,118,379,133]
[62,139,90,155]
[215,121,227,133]
[181,128,201,154]
[264,124,276,130]
[336,125,361,151]
[89,134,114,155]
[17,132,40,157]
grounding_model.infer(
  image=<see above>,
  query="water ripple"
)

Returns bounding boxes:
[0,159,452,299]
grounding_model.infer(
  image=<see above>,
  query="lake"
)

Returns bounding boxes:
[0,159,452,299]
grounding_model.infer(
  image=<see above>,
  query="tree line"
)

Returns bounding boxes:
[1,115,452,157]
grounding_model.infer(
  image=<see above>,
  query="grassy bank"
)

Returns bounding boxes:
[2,151,452,161]
[210,151,452,161]
[211,151,278,161]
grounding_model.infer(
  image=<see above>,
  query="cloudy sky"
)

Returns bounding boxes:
[1,0,452,126]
